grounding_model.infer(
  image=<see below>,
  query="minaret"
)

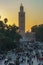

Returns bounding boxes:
[19,4,25,36]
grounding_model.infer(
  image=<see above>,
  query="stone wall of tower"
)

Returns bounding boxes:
[19,4,25,36]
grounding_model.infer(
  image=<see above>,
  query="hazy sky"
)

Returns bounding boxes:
[0,0,43,31]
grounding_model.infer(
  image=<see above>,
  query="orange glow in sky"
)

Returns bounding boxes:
[0,0,43,32]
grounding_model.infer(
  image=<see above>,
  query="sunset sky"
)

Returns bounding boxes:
[0,0,43,32]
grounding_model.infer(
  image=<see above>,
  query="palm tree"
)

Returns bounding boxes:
[0,16,1,19]
[4,18,8,24]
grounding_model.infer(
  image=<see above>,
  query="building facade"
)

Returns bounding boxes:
[25,32,36,42]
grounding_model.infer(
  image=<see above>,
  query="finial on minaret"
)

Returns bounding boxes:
[20,3,24,12]
[20,3,23,7]
[21,3,22,6]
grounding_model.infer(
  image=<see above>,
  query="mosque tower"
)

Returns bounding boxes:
[19,4,25,36]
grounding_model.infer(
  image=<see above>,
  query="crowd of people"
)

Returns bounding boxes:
[0,42,43,65]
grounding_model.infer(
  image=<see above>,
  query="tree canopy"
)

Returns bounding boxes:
[31,24,43,42]
[0,18,22,52]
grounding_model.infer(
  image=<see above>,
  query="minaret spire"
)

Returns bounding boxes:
[20,3,24,12]
[21,3,22,6]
